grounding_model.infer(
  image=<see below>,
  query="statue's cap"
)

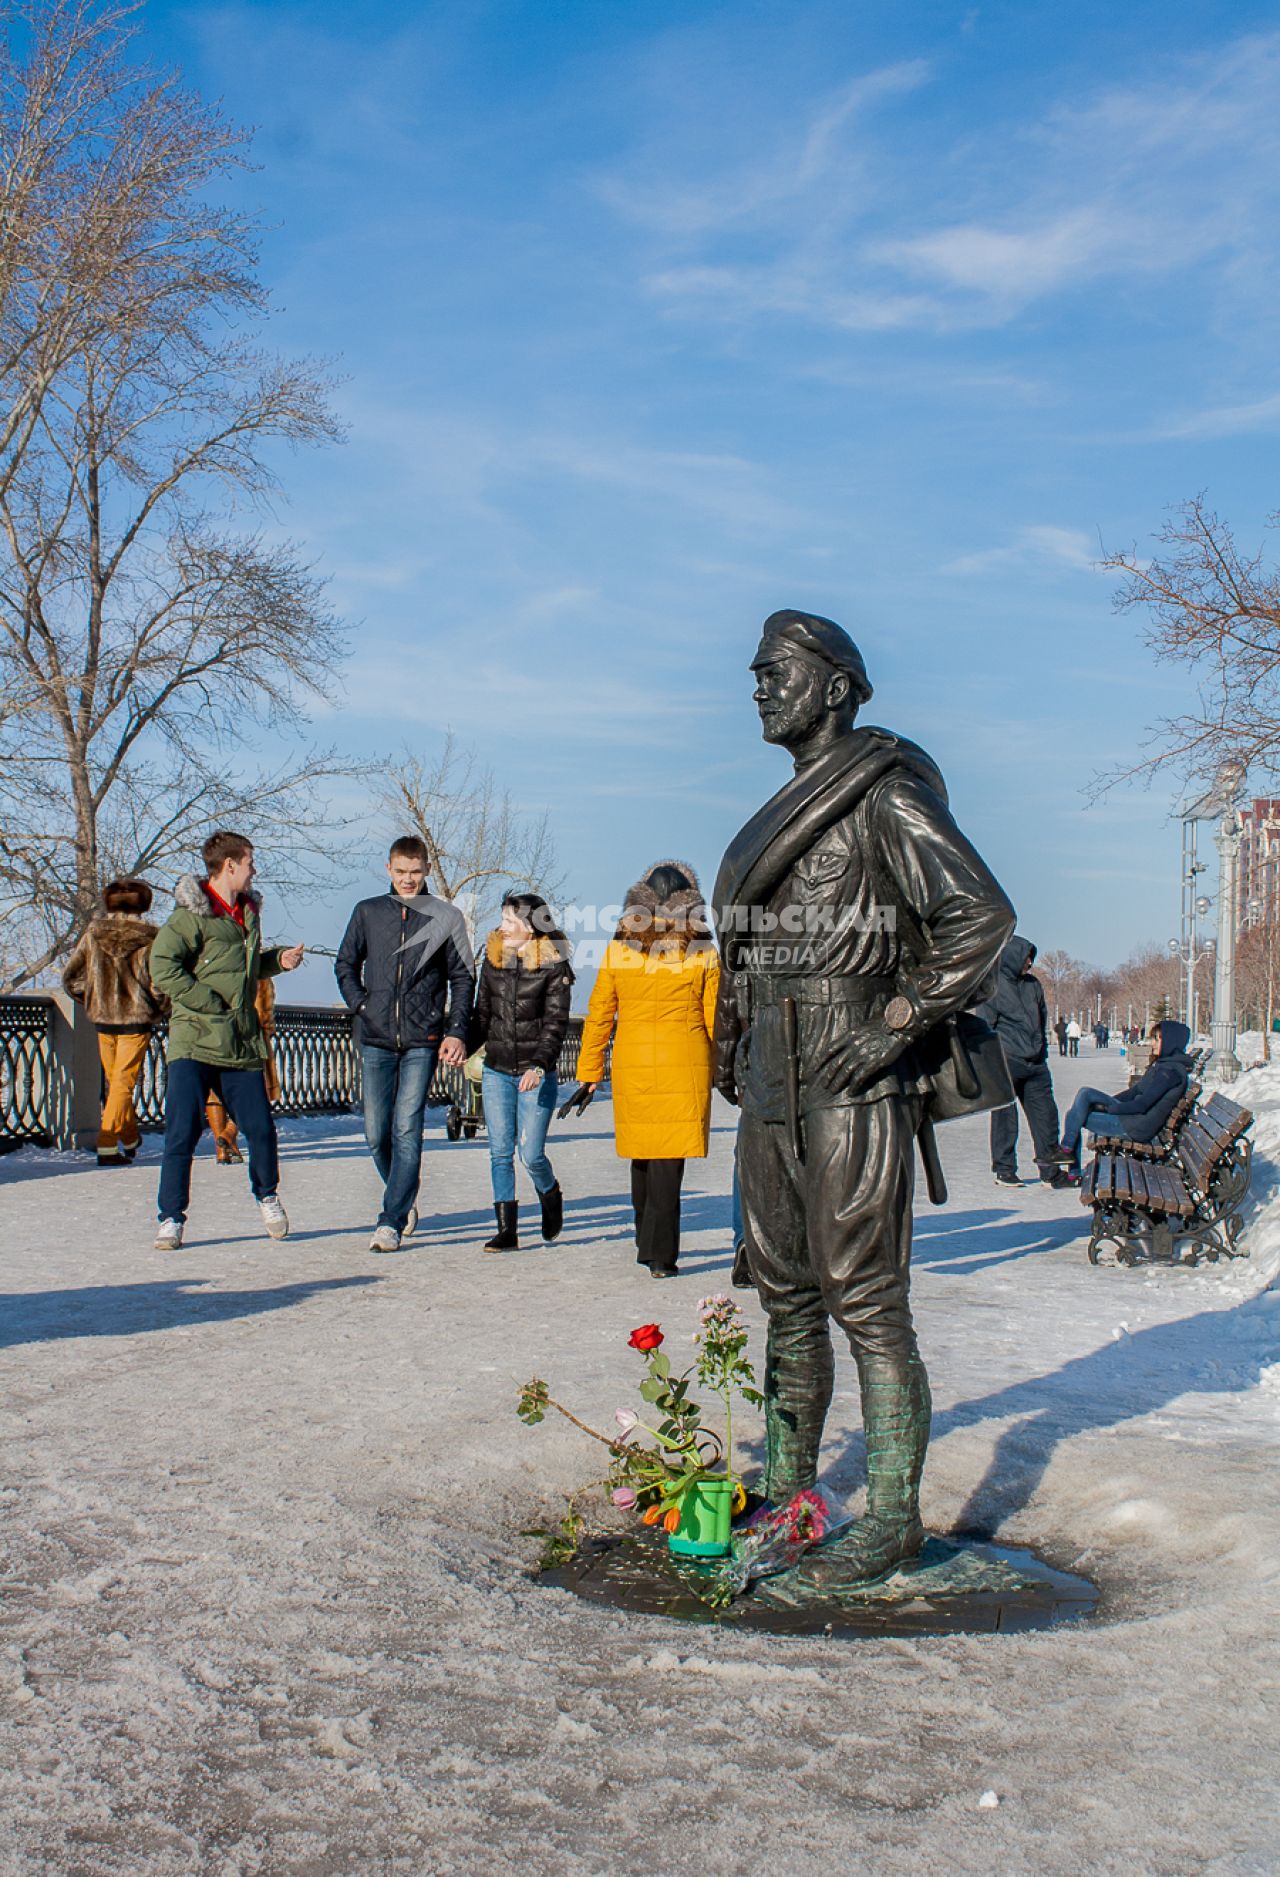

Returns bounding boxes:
[751,609,873,705]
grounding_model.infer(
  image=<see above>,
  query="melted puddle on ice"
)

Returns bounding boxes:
[541,1532,1099,1638]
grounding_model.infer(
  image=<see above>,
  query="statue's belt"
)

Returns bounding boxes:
[748,974,894,1010]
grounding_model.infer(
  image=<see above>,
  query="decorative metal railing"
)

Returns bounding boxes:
[0,999,54,1148]
[1,999,604,1148]
[133,1006,367,1127]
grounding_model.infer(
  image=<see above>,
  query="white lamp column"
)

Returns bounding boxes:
[1206,806,1242,1083]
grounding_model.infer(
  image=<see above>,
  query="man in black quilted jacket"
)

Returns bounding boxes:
[336,838,474,1252]
[977,935,1070,1189]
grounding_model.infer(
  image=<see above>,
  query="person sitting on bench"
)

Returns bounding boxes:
[1052,1020,1195,1170]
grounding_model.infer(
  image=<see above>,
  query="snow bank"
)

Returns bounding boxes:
[1223,1057,1280,1287]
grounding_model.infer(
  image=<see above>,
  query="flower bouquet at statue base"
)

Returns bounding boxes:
[700,1487,832,1603]
[519,1297,786,1581]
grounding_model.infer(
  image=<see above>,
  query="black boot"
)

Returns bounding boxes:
[539,1183,563,1243]
[484,1202,519,1252]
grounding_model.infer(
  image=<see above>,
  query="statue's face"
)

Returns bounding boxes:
[752,651,837,746]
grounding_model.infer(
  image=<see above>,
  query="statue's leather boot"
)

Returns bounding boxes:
[484,1202,519,1252]
[784,1354,931,1592]
[539,1182,564,1242]
[760,1322,834,1505]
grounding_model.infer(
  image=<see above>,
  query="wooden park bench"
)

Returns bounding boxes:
[1108,1079,1201,1161]
[1080,1089,1254,1267]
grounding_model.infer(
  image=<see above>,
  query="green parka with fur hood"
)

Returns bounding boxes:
[149,874,286,1069]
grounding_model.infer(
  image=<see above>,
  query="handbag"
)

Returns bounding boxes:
[919,1010,1014,1123]
[861,828,1013,1124]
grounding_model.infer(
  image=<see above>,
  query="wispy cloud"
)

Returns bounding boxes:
[602,31,1280,336]
[336,395,799,538]
[339,649,718,747]
[879,37,1280,322]
[942,526,1098,578]
[874,209,1120,306]
[1160,391,1280,439]
[595,60,932,239]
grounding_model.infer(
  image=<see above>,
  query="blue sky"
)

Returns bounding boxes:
[140,0,1280,990]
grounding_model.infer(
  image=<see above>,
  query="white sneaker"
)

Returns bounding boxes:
[259,1195,290,1240]
[155,1218,183,1250]
[369,1225,401,1254]
[404,1206,419,1236]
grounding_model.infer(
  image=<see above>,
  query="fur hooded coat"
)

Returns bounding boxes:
[62,913,168,1031]
[575,860,720,1160]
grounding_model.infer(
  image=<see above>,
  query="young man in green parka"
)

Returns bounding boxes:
[150,831,304,1250]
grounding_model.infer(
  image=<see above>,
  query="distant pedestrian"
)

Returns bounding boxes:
[576,860,719,1279]
[473,892,573,1252]
[1093,1020,1109,1050]
[336,836,473,1254]
[1066,1018,1081,1056]
[61,879,168,1167]
[978,936,1069,1188]
[149,833,304,1250]
[1053,1017,1068,1057]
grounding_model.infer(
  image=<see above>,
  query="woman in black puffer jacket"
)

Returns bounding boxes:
[475,892,574,1251]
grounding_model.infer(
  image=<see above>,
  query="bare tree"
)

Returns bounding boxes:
[377,734,564,938]
[1109,941,1182,1032]
[1034,947,1087,1021]
[1236,922,1279,1059]
[1097,496,1280,795]
[0,0,357,988]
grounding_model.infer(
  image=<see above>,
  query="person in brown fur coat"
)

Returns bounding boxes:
[62,880,168,1166]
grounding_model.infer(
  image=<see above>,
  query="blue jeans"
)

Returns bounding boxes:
[362,1044,438,1232]
[1061,1085,1137,1160]
[483,1065,557,1203]
[158,1060,278,1223]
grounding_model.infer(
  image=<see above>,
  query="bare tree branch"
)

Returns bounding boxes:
[0,0,361,990]
[1092,496,1280,800]
[374,733,565,940]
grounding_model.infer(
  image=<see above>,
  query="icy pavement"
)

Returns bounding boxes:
[2,1050,1279,1876]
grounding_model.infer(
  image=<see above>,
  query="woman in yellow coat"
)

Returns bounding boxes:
[576,860,720,1278]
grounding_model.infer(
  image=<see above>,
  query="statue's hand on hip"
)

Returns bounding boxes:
[813,1025,908,1096]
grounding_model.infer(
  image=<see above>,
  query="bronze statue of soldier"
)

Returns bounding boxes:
[713,610,1015,1592]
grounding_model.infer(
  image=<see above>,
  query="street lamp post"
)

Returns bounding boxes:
[1169,892,1213,1040]
[1178,818,1208,1024]
[1180,763,1246,1085]
[1206,803,1243,1083]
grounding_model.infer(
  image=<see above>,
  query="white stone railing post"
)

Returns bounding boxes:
[45,992,102,1149]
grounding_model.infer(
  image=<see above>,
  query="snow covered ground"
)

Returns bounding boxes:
[2,1049,1278,1876]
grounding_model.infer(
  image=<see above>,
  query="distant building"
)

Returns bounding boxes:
[1238,799,1280,930]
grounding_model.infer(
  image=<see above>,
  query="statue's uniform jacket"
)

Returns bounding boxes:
[715,728,1014,1366]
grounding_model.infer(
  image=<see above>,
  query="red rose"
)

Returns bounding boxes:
[628,1323,664,1353]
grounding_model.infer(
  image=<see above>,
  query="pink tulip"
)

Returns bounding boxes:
[612,1486,637,1510]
